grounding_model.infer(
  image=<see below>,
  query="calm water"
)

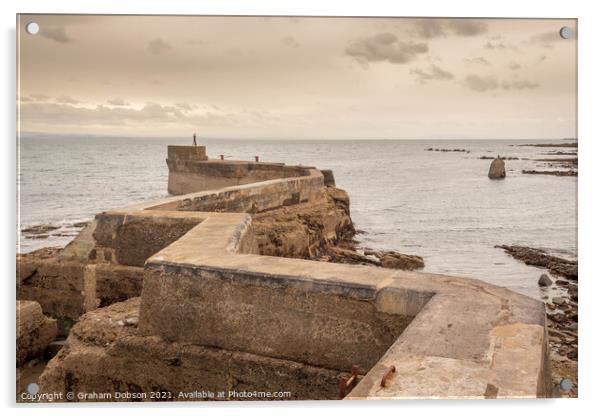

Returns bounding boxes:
[17,136,577,299]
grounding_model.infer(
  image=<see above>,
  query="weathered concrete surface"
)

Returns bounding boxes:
[92,213,202,266]
[17,301,57,367]
[17,252,96,336]
[162,168,325,214]
[168,145,208,161]
[94,263,145,307]
[167,147,311,195]
[140,265,409,372]
[31,156,551,400]
[38,298,354,401]
[136,199,550,398]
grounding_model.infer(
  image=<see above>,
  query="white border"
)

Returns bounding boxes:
[2,1,600,414]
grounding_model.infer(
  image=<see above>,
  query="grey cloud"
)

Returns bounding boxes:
[21,102,186,126]
[40,26,72,43]
[412,19,487,38]
[502,80,539,90]
[447,20,488,36]
[345,33,428,65]
[56,95,79,104]
[531,31,564,43]
[19,101,263,129]
[464,57,490,66]
[175,102,194,111]
[147,38,172,55]
[30,94,50,101]
[412,20,445,38]
[465,74,499,92]
[484,41,506,50]
[107,98,130,106]
[508,62,521,70]
[282,36,299,48]
[410,65,454,83]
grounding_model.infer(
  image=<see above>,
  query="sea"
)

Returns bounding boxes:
[17,136,577,299]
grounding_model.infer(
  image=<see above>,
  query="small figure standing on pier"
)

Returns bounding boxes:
[192,132,197,146]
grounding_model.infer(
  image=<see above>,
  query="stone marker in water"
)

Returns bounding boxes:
[488,156,506,179]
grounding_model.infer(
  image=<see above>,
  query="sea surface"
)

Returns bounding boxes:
[17,136,577,299]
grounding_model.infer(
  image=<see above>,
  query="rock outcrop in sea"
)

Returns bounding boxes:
[488,156,506,179]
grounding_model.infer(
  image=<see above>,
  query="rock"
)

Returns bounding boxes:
[495,245,577,280]
[21,224,60,235]
[488,156,506,179]
[363,249,425,270]
[522,170,577,177]
[538,274,552,287]
[124,317,138,326]
[329,247,380,266]
[16,301,58,367]
[552,297,567,306]
[252,187,355,260]
[547,311,566,323]
[320,170,336,187]
[378,251,424,270]
[45,340,68,359]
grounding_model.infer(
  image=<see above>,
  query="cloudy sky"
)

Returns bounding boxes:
[17,15,576,139]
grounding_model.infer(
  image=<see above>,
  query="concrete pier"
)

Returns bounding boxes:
[32,146,551,400]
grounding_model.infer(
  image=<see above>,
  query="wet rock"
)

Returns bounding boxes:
[21,224,60,235]
[538,274,552,287]
[548,311,566,323]
[373,250,425,270]
[567,284,578,301]
[17,301,58,367]
[522,170,577,177]
[552,297,567,306]
[426,148,468,152]
[519,142,577,148]
[329,246,380,266]
[495,245,577,280]
[253,186,423,271]
[488,156,506,179]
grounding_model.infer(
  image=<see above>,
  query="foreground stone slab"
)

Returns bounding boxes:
[17,301,57,367]
[38,299,352,401]
[17,253,96,336]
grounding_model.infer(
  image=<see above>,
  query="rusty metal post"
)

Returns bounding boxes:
[380,365,396,388]
[339,365,359,399]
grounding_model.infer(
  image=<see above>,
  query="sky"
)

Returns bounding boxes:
[17,15,577,140]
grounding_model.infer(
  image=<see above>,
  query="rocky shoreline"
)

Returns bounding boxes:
[252,186,425,271]
[496,244,577,397]
[425,147,469,153]
[522,169,577,177]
